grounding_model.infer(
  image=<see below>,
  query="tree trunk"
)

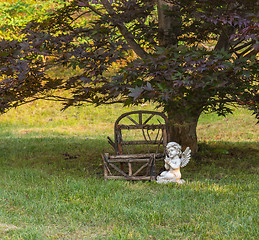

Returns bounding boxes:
[166,109,201,154]
[157,0,181,47]
[157,1,202,154]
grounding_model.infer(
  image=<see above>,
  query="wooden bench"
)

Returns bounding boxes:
[101,110,168,180]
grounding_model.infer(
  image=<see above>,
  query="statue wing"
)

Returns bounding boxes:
[180,147,191,167]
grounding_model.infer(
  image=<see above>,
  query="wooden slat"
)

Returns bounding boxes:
[108,158,150,163]
[115,111,168,127]
[118,124,166,130]
[139,113,142,125]
[143,113,155,125]
[105,176,152,180]
[128,163,132,176]
[133,163,149,176]
[101,154,109,178]
[121,140,162,145]
[107,162,128,177]
[109,153,164,159]
[126,116,139,125]
[107,136,115,149]
[109,158,164,163]
[108,158,164,163]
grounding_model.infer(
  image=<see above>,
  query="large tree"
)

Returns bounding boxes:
[0,0,258,153]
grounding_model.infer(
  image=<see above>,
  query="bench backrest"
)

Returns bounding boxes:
[113,110,168,155]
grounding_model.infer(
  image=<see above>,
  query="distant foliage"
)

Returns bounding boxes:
[0,0,64,40]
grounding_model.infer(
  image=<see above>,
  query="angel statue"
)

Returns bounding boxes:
[156,142,191,184]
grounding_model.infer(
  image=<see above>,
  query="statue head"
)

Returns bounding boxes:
[166,142,182,158]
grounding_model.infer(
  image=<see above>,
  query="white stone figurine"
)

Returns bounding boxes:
[156,142,191,184]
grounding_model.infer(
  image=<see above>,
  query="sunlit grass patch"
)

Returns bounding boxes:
[197,108,258,142]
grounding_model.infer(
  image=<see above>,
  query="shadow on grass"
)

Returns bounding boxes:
[0,135,112,178]
[184,141,259,182]
[196,141,258,166]
[0,135,258,180]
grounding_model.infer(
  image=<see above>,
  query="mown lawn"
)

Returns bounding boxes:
[0,101,258,239]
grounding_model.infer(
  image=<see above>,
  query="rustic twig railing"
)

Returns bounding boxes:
[101,111,169,181]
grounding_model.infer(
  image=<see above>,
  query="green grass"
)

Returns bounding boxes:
[0,101,258,239]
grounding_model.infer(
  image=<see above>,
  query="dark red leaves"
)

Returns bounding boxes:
[0,0,258,119]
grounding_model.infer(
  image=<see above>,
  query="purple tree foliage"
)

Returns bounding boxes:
[0,0,258,152]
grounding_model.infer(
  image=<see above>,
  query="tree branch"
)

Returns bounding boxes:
[214,26,235,51]
[87,3,104,16]
[242,49,257,58]
[231,40,255,53]
[71,11,91,24]
[100,0,149,59]
[239,45,253,57]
